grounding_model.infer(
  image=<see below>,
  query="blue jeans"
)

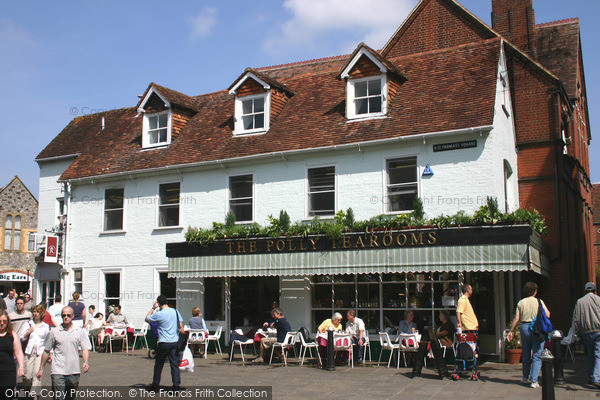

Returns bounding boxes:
[582,331,600,383]
[520,322,544,383]
[153,342,180,389]
[51,374,80,400]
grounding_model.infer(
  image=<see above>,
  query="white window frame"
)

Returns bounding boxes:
[227,173,254,223]
[102,188,125,232]
[72,268,83,295]
[347,75,388,120]
[156,181,181,228]
[383,155,419,214]
[306,164,337,218]
[233,92,271,135]
[100,268,123,313]
[142,110,172,148]
[154,267,177,308]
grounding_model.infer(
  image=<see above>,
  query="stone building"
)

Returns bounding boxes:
[0,176,38,295]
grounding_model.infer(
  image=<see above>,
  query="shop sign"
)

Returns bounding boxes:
[0,272,29,282]
[45,235,58,263]
[433,140,477,152]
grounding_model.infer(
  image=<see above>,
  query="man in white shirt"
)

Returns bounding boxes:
[4,289,16,314]
[345,310,366,364]
[47,294,65,327]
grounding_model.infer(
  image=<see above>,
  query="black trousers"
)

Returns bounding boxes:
[411,339,447,377]
[153,342,180,388]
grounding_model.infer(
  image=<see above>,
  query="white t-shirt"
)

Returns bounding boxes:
[345,317,366,338]
[47,303,65,326]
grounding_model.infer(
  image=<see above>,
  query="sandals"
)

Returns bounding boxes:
[251,357,264,364]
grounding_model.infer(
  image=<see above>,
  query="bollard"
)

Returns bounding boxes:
[551,330,565,385]
[540,350,555,400]
[324,329,336,371]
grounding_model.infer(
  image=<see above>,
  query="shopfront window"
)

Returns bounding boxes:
[311,272,459,334]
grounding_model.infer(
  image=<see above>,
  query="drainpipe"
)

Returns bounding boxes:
[551,91,563,263]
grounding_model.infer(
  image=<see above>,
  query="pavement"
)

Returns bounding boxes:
[34,348,599,400]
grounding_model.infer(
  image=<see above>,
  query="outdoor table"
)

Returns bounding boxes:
[254,328,276,344]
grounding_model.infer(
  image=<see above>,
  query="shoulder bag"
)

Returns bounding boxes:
[176,309,187,352]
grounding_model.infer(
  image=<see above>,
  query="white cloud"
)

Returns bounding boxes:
[187,7,218,38]
[262,0,417,55]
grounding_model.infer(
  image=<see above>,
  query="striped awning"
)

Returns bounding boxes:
[169,242,549,278]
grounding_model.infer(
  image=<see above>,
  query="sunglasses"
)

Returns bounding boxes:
[62,314,73,317]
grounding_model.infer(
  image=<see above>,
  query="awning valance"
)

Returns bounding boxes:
[167,225,550,278]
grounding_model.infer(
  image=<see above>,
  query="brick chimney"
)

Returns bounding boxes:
[491,0,537,55]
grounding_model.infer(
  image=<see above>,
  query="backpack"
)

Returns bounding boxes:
[298,326,311,343]
[530,298,552,340]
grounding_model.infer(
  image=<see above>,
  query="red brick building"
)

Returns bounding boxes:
[593,184,600,278]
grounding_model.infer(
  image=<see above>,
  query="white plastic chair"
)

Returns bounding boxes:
[334,332,354,368]
[131,323,149,351]
[229,329,255,363]
[298,331,321,366]
[378,332,401,368]
[85,325,95,352]
[363,335,372,363]
[206,325,223,355]
[108,327,128,354]
[561,327,577,363]
[270,332,297,366]
[188,329,208,358]
[398,333,419,367]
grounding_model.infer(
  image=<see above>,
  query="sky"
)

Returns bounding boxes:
[1,0,599,196]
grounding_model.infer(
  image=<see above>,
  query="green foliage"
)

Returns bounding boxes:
[411,196,425,222]
[506,323,522,349]
[184,206,548,244]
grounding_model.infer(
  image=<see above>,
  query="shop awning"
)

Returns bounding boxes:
[167,225,550,278]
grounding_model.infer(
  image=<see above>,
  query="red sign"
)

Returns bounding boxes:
[45,235,58,263]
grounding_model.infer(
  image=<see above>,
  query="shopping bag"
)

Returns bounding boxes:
[179,346,195,373]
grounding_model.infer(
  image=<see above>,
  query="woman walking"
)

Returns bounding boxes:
[507,282,550,388]
[20,304,50,395]
[0,310,25,394]
[68,292,86,328]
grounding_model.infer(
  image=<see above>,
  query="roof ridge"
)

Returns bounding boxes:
[536,18,579,28]
[256,54,349,71]
[388,37,500,61]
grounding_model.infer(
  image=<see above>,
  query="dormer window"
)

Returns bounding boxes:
[337,43,406,121]
[240,95,266,131]
[145,111,171,146]
[351,76,385,116]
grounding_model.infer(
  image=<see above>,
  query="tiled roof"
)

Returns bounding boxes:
[535,19,580,97]
[593,184,600,224]
[38,39,501,181]
[137,83,200,112]
[228,68,294,95]
[336,42,407,82]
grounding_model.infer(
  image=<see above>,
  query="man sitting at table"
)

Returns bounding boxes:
[105,305,128,326]
[252,308,291,363]
[345,310,366,364]
[397,310,417,334]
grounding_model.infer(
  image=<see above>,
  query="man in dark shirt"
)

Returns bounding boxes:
[252,308,291,363]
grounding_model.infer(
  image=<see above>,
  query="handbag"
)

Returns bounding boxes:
[176,309,187,353]
[530,298,552,340]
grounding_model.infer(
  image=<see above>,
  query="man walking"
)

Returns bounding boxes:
[4,289,16,314]
[572,282,600,388]
[146,295,183,391]
[456,284,478,333]
[37,306,91,400]
[9,296,33,341]
[345,310,366,364]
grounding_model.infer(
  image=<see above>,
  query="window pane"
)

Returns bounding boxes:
[28,234,36,252]
[14,216,21,230]
[368,79,381,95]
[104,210,123,230]
[158,128,167,143]
[105,273,120,298]
[355,81,367,97]
[369,97,382,113]
[149,130,158,144]
[12,231,20,250]
[388,158,417,185]
[355,98,368,115]
[308,167,335,192]
[158,113,168,128]
[4,231,11,250]
[159,183,180,205]
[5,215,11,229]
[159,205,180,227]
[230,200,252,222]
[160,272,177,307]
[74,269,83,282]
[149,115,158,130]
[229,175,252,199]
[388,185,418,212]
[242,115,254,130]
[254,113,264,129]
[105,189,124,210]
[254,97,264,112]
[242,99,253,115]
[310,192,335,216]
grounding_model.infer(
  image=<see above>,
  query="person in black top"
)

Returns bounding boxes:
[252,308,291,363]
[410,311,453,380]
[0,310,25,393]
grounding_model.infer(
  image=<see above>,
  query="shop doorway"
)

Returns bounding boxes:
[229,277,279,329]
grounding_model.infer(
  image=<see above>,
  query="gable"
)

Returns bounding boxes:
[382,0,496,58]
[144,92,169,113]
[236,78,267,97]
[348,55,381,79]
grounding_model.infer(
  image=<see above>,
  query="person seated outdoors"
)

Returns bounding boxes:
[397,310,418,334]
[410,311,454,379]
[86,312,106,350]
[189,307,208,357]
[88,305,95,318]
[345,310,366,364]
[318,312,343,334]
[104,305,128,326]
[252,308,291,363]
